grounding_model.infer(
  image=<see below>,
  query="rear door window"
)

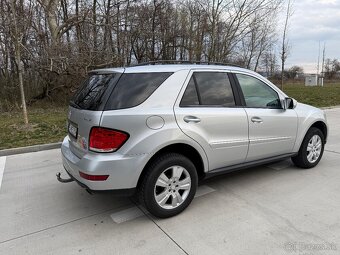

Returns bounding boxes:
[105,72,173,110]
[180,72,235,107]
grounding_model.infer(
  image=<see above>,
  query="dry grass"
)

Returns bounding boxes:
[0,107,67,150]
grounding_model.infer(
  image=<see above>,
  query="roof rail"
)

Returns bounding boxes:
[133,60,242,68]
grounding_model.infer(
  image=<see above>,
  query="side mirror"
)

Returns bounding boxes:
[281,99,287,110]
[292,98,297,109]
[282,97,296,110]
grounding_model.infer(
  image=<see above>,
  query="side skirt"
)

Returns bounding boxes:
[205,153,297,179]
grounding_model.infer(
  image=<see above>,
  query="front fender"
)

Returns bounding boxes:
[293,103,328,152]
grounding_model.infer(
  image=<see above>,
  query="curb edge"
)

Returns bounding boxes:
[0,142,62,157]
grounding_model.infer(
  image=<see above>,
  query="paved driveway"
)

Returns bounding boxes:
[0,108,339,255]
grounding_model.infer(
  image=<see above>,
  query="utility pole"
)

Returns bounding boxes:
[321,42,326,77]
[317,41,320,77]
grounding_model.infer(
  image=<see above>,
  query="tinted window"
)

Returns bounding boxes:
[195,72,235,106]
[236,74,281,108]
[105,72,173,110]
[180,77,199,106]
[70,74,116,110]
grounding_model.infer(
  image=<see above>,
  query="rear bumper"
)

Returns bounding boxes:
[61,136,148,192]
[62,167,136,196]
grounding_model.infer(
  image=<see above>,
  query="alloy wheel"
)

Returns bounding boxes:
[306,135,322,163]
[154,165,191,210]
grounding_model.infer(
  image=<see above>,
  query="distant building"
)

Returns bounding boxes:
[305,75,318,86]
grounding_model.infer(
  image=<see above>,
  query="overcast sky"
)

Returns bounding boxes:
[283,0,340,73]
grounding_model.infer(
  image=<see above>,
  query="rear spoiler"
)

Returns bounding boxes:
[88,68,125,75]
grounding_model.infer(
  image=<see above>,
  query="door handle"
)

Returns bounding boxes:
[251,116,263,123]
[183,116,201,123]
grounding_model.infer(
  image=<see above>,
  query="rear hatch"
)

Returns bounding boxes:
[67,70,123,158]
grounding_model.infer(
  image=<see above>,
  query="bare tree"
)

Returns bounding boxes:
[0,0,286,111]
[264,48,279,76]
[324,58,340,79]
[8,0,32,124]
[280,0,293,90]
[286,65,303,78]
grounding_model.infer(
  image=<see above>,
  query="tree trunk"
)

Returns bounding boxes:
[44,0,59,46]
[281,0,292,91]
[17,52,29,125]
[92,0,97,51]
[10,0,28,124]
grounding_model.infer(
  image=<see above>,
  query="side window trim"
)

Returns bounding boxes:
[230,73,246,107]
[228,73,243,107]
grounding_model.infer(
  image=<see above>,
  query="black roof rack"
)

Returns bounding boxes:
[133,60,242,68]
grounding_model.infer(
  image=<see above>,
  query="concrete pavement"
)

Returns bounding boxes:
[0,108,339,255]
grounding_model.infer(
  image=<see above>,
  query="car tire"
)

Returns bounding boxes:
[291,127,325,169]
[139,153,198,218]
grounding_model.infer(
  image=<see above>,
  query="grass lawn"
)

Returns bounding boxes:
[0,83,340,150]
[0,107,67,150]
[280,83,340,107]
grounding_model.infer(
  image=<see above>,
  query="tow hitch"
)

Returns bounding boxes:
[56,172,74,183]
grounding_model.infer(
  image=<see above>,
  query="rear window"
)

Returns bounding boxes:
[105,72,173,110]
[70,73,118,110]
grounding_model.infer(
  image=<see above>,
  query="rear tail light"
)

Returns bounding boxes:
[89,127,129,153]
[79,171,109,181]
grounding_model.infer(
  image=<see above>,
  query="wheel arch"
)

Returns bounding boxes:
[310,121,328,142]
[294,120,328,152]
[291,120,327,168]
[137,143,207,189]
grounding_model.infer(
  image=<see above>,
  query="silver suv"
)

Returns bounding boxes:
[59,63,328,218]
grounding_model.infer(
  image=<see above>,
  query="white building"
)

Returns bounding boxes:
[305,75,318,86]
